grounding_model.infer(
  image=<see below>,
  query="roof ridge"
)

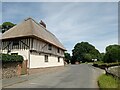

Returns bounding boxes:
[28,18,56,37]
[28,18,34,35]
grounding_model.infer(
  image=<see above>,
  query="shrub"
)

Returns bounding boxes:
[93,61,120,69]
[0,53,24,63]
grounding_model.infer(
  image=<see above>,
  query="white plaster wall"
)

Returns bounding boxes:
[30,54,64,68]
[2,50,64,68]
[48,56,64,67]
[30,54,44,68]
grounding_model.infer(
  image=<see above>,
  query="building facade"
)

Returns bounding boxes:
[2,18,66,68]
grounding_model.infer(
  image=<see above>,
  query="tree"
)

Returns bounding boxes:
[2,22,16,33]
[64,53,71,64]
[0,25,2,33]
[72,42,100,63]
[100,53,105,62]
[103,45,120,63]
[84,53,93,62]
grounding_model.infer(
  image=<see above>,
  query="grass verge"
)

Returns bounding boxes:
[98,74,119,89]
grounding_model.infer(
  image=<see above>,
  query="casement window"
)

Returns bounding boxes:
[57,48,60,53]
[30,50,41,55]
[45,55,48,62]
[13,40,19,46]
[58,57,60,62]
[48,44,52,50]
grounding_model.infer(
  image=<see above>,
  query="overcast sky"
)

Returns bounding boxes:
[2,2,118,54]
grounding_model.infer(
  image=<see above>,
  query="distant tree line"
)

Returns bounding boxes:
[64,53,71,64]
[103,45,120,63]
[64,42,120,64]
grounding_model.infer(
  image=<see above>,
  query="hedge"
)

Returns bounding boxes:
[93,61,120,69]
[0,53,24,62]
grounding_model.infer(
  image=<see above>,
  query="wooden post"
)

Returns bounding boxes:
[17,63,21,77]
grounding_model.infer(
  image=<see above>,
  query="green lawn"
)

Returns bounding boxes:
[98,74,120,89]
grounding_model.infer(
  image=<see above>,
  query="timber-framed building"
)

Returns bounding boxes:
[2,18,66,68]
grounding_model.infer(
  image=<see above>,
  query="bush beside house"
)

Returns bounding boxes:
[1,53,23,63]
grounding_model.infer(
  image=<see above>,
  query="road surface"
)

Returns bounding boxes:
[5,64,105,88]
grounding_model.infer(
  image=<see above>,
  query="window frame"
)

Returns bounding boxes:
[57,48,60,53]
[58,57,60,62]
[45,55,48,62]
[48,44,52,50]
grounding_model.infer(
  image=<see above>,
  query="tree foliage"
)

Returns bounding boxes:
[103,45,120,63]
[1,22,16,33]
[84,53,93,62]
[100,53,105,61]
[64,53,71,64]
[72,42,100,63]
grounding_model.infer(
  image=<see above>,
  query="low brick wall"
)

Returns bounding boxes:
[2,62,20,79]
[2,61,27,79]
[106,66,120,78]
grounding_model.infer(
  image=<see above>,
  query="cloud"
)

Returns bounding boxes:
[2,2,118,54]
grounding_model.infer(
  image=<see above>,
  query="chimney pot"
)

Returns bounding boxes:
[40,20,46,28]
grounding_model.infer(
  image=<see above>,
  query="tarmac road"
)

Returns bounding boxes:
[5,63,105,88]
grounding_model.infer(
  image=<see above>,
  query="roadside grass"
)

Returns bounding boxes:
[98,74,119,89]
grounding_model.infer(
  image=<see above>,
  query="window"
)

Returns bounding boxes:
[58,57,60,62]
[58,48,60,53]
[48,44,52,50]
[11,53,18,55]
[45,55,48,62]
[13,40,19,46]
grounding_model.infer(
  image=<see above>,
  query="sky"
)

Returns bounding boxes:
[1,2,118,55]
[1,0,120,2]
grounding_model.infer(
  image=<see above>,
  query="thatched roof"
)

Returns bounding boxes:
[2,18,66,50]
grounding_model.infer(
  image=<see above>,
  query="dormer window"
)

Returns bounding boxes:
[48,44,52,50]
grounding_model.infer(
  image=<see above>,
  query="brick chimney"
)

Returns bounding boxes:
[40,20,46,28]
